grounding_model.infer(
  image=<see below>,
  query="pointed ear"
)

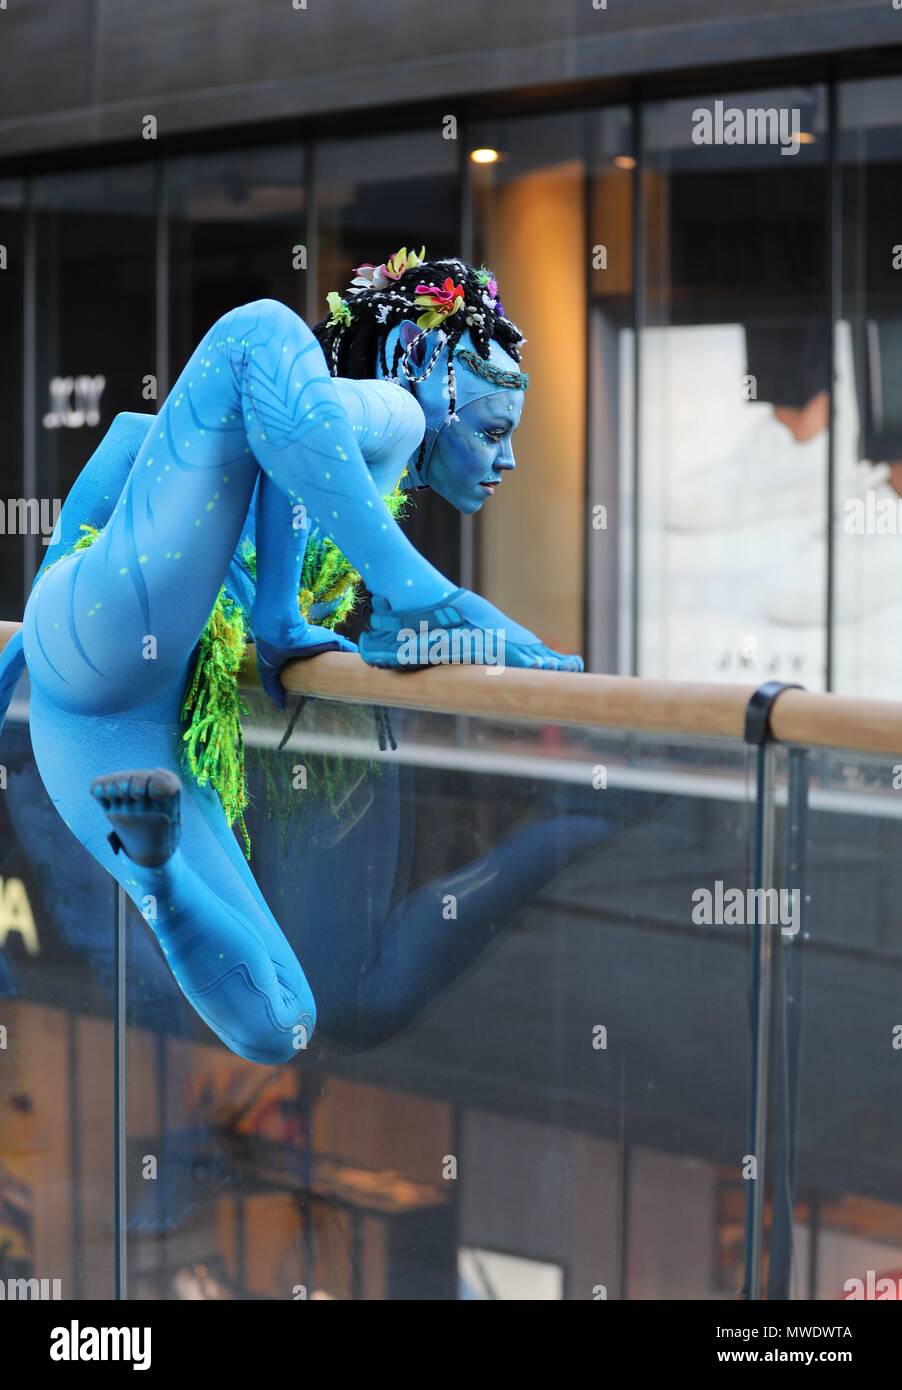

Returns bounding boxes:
[399,320,426,368]
[384,320,445,377]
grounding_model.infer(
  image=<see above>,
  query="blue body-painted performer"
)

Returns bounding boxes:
[0,252,591,1065]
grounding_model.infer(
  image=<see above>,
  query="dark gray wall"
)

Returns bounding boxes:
[0,0,897,160]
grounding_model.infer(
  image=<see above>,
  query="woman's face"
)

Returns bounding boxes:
[426,388,525,514]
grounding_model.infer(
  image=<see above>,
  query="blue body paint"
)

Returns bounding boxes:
[0,298,587,1063]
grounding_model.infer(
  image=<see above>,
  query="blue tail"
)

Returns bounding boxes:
[0,629,26,737]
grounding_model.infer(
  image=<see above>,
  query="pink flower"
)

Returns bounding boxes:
[350,262,391,292]
[413,278,466,330]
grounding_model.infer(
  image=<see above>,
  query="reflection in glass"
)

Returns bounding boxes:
[470,112,593,660]
[168,145,307,379]
[121,696,756,1298]
[588,108,636,672]
[0,683,117,1299]
[0,179,25,615]
[769,745,902,1297]
[32,166,155,579]
[640,88,828,688]
[835,79,902,696]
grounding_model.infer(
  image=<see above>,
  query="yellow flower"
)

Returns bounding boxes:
[386,245,426,280]
[326,291,352,327]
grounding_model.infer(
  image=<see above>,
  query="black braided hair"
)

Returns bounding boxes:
[312,255,525,387]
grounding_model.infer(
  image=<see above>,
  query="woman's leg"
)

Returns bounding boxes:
[349,814,613,1048]
[24,299,457,716]
[27,684,315,1065]
[37,412,154,578]
[92,769,314,1065]
[0,414,156,738]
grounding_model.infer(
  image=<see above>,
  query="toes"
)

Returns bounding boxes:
[90,768,181,810]
[147,769,182,802]
[90,774,119,808]
[90,783,111,808]
[128,771,151,801]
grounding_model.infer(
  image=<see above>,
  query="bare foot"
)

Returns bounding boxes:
[90,768,182,867]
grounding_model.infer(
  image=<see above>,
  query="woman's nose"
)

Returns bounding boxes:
[497,441,516,473]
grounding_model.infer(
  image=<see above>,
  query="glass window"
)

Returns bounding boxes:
[834,78,902,697]
[771,743,902,1299]
[0,687,118,1299]
[32,166,156,584]
[313,128,459,311]
[588,108,636,672]
[121,688,756,1299]
[639,87,829,688]
[168,144,307,383]
[470,111,593,660]
[313,128,462,590]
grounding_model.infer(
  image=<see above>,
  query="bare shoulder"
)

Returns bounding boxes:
[333,379,425,474]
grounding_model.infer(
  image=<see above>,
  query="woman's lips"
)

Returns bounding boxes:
[479,481,498,494]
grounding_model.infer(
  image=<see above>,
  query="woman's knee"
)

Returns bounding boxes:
[215,298,311,350]
[189,958,317,1066]
[225,1003,317,1067]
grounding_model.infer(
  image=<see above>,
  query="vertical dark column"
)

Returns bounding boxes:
[630,101,644,679]
[155,162,170,402]
[459,119,475,595]
[22,185,37,597]
[825,80,840,693]
[581,111,594,666]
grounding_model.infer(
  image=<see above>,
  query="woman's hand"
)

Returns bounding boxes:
[255,624,357,708]
[358,587,584,672]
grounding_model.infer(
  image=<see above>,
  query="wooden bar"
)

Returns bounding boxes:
[770,689,902,758]
[1,620,900,755]
[277,651,757,740]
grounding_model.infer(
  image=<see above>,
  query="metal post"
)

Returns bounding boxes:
[825,79,839,693]
[741,680,803,1300]
[767,745,809,1300]
[745,740,777,1299]
[629,100,643,679]
[114,885,128,1300]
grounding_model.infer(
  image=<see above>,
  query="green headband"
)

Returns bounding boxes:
[454,348,529,392]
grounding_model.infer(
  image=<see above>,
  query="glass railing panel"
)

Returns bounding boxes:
[122,688,758,1300]
[0,673,117,1300]
[768,743,902,1301]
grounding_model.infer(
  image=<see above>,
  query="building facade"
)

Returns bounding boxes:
[1,1,902,692]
